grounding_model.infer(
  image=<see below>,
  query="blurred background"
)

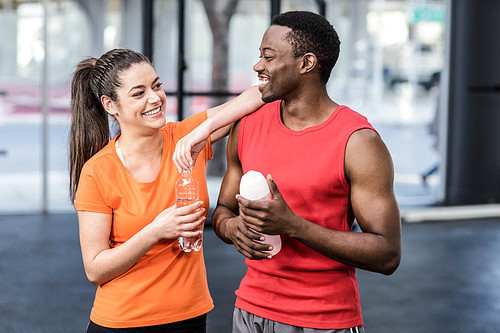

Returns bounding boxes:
[0,0,499,332]
[0,0,452,213]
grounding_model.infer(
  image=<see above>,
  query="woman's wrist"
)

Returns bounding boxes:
[142,220,162,244]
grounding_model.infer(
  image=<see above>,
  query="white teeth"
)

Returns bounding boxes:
[144,107,161,116]
[258,75,269,84]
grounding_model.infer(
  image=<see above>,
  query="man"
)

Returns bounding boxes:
[212,11,401,333]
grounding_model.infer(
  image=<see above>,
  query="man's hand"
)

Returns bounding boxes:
[236,174,298,239]
[225,216,274,260]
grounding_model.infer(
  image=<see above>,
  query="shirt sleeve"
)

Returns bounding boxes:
[177,110,208,136]
[74,163,112,214]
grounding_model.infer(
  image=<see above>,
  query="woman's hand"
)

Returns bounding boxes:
[149,201,206,240]
[173,122,211,173]
[78,201,206,286]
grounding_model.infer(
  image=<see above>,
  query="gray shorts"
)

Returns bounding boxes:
[232,307,366,333]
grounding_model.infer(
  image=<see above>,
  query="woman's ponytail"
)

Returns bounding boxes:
[69,58,110,202]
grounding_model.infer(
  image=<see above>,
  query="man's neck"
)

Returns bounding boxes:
[280,89,339,131]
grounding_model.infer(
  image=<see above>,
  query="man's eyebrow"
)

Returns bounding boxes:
[260,47,275,52]
[128,77,160,93]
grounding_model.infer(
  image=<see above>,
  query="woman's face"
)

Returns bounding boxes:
[110,62,167,134]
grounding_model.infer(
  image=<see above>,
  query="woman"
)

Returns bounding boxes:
[69,48,263,332]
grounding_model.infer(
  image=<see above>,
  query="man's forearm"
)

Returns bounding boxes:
[211,205,237,244]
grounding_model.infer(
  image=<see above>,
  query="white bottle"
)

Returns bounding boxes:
[239,170,282,256]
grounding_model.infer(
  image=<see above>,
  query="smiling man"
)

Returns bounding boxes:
[212,11,402,333]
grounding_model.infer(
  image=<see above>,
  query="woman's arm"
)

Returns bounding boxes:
[205,85,263,141]
[78,201,205,286]
[173,85,263,172]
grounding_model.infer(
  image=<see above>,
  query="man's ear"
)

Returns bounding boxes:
[300,53,318,74]
[101,95,117,115]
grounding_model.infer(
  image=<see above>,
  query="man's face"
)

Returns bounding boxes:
[253,25,302,103]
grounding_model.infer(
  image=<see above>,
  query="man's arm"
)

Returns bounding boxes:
[236,129,401,274]
[211,121,274,260]
[344,129,401,273]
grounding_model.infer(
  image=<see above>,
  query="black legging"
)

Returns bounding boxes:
[87,314,207,333]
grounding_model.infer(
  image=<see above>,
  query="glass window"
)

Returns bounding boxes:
[0,0,448,214]
[282,0,320,12]
[0,1,93,213]
[229,1,270,91]
[0,0,146,213]
[152,0,179,120]
[177,0,270,118]
[327,0,446,205]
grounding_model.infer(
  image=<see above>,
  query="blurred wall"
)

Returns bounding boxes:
[445,0,500,205]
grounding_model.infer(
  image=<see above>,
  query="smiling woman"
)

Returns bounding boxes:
[100,63,167,148]
[68,48,264,332]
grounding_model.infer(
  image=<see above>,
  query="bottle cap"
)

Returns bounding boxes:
[239,170,270,200]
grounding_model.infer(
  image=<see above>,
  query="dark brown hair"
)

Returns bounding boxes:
[69,49,150,201]
[272,11,340,85]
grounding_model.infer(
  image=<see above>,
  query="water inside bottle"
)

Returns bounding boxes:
[177,198,203,252]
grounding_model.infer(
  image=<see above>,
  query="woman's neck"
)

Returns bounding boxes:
[117,130,163,158]
[116,130,164,182]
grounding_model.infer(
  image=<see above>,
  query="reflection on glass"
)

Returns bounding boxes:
[0,0,145,213]
[327,0,446,205]
[0,0,448,213]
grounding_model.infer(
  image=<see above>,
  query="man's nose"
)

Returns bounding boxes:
[253,58,264,72]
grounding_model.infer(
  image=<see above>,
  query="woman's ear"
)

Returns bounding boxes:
[300,53,318,74]
[101,95,117,116]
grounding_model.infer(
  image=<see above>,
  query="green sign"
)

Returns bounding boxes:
[413,7,445,22]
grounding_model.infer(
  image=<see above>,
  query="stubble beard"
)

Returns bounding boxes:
[261,85,279,103]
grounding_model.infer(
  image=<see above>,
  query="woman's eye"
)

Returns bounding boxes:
[133,91,144,97]
[154,82,163,89]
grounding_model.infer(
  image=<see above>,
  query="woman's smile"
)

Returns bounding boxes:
[142,106,162,117]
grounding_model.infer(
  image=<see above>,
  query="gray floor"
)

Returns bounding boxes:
[1,213,500,332]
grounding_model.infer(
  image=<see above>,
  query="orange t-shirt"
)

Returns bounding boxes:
[74,111,214,328]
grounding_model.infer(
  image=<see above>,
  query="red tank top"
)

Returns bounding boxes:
[235,100,376,329]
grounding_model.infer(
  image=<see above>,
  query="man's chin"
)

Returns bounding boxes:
[261,95,277,103]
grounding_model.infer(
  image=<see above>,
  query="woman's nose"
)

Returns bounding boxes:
[148,90,161,104]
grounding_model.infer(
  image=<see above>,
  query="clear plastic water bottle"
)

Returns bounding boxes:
[239,170,282,256]
[176,172,203,252]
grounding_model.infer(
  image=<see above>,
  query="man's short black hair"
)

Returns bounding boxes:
[271,11,340,84]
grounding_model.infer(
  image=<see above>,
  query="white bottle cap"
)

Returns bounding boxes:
[239,170,270,200]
